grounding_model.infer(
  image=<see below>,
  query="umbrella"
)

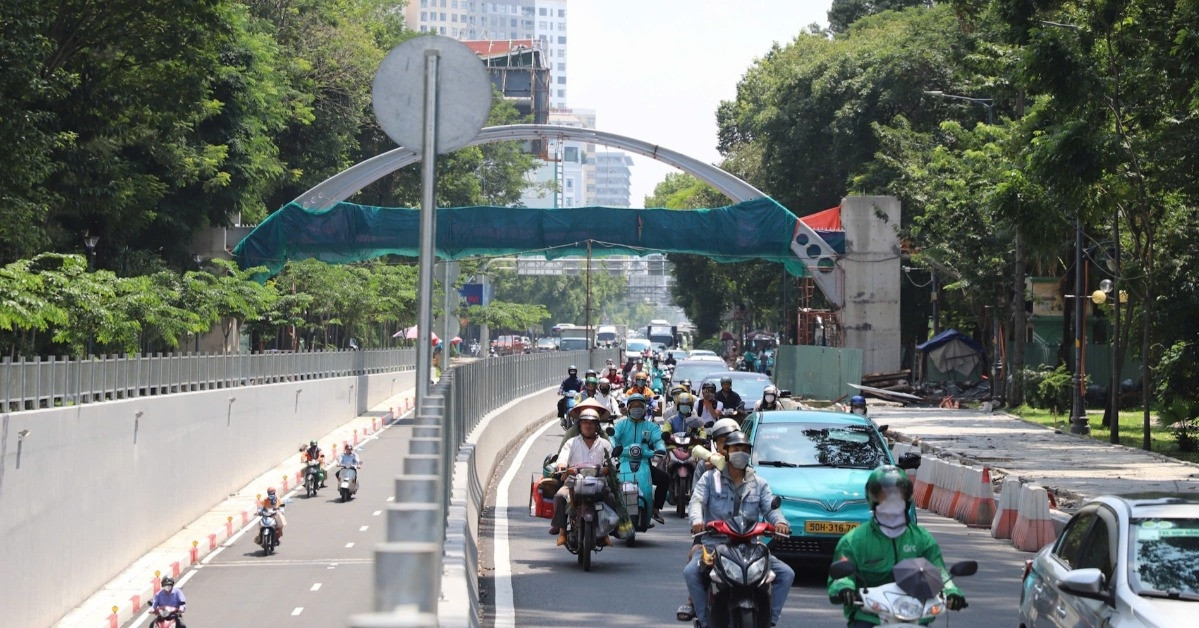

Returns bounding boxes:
[891,558,944,600]
[393,326,439,344]
[449,337,463,345]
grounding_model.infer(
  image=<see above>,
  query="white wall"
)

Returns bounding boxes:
[0,370,413,628]
[840,195,902,374]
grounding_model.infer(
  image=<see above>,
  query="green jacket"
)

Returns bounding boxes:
[827,519,962,625]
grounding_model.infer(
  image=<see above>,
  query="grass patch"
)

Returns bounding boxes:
[1010,405,1199,464]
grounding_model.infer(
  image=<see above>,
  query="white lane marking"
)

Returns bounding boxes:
[494,419,557,628]
[345,542,355,548]
[386,496,395,502]
[373,510,382,516]
[359,525,369,531]
[128,565,205,628]
[311,583,322,591]
[291,607,304,616]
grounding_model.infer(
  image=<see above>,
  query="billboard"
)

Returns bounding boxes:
[459,282,493,306]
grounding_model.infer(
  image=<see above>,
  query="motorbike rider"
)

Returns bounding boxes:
[336,443,362,490]
[605,363,624,387]
[695,381,724,425]
[714,376,744,416]
[301,439,327,488]
[258,487,287,543]
[557,365,584,419]
[754,385,782,412]
[550,407,619,546]
[624,371,657,414]
[828,465,966,627]
[576,371,601,402]
[594,377,621,417]
[663,392,704,440]
[848,395,868,416]
[558,397,613,450]
[152,576,188,627]
[611,393,669,524]
[681,431,793,627]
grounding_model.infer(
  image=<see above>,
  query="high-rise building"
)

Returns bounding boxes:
[403,0,570,108]
[593,152,634,207]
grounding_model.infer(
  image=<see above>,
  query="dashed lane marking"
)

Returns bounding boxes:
[292,607,304,616]
[311,583,322,591]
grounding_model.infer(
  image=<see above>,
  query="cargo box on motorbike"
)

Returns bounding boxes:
[621,481,640,512]
[530,474,556,519]
[573,476,606,498]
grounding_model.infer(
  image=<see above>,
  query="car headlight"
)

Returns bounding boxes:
[719,556,744,584]
[886,592,924,622]
[744,556,768,585]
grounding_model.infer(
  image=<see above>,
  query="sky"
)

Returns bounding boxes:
[567,0,834,205]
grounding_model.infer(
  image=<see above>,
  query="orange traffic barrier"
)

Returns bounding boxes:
[953,466,997,527]
[990,475,1021,540]
[1010,484,1057,552]
[912,456,934,509]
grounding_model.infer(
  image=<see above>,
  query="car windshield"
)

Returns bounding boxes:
[752,422,887,468]
[626,340,650,352]
[672,361,728,385]
[1129,517,1199,598]
[702,376,772,403]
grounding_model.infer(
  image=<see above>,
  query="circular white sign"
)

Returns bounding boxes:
[372,36,493,154]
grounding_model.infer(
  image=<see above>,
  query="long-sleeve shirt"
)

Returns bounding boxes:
[557,434,613,469]
[337,452,361,466]
[152,588,187,611]
[688,466,785,545]
[610,417,665,457]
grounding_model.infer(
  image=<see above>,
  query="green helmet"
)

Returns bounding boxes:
[865,465,913,507]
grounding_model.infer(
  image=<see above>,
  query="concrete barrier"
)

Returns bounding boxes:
[1010,484,1057,552]
[952,466,997,528]
[991,475,1021,540]
[912,456,934,509]
[0,370,413,628]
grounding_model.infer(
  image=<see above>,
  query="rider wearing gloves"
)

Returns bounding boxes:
[681,431,794,627]
[611,394,669,524]
[557,365,584,419]
[152,576,187,627]
[828,466,966,627]
[550,407,618,546]
[754,385,782,412]
[714,376,744,415]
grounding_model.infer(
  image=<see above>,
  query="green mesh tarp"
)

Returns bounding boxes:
[234,197,836,277]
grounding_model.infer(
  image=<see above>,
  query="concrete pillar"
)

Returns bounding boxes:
[840,196,902,374]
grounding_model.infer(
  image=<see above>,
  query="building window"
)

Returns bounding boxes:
[440,0,446,6]
[440,12,446,20]
[440,26,446,34]
[558,36,566,44]
[557,76,566,84]
[539,20,546,29]
[420,11,426,20]
[539,7,546,15]
[557,62,565,71]
[420,25,427,32]
[564,147,578,162]
[559,8,566,18]
[566,178,574,190]
[451,14,457,22]
[451,0,458,7]
[510,18,516,27]
[420,0,427,6]
[557,89,565,97]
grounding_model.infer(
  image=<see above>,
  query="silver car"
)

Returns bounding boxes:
[1018,494,1199,627]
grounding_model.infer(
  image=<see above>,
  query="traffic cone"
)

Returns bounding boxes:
[953,466,997,527]
[990,475,1021,540]
[1010,484,1057,552]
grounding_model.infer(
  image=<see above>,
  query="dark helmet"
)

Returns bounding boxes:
[720,375,733,386]
[723,431,752,450]
[701,381,717,392]
[585,369,598,379]
[865,465,914,508]
[161,576,175,587]
[568,365,578,374]
[850,395,867,406]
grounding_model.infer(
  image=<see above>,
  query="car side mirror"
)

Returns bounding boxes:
[948,560,978,577]
[779,389,792,398]
[1056,568,1107,600]
[896,451,922,470]
[828,559,857,580]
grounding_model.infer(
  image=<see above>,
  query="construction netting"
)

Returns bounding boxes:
[233,197,845,278]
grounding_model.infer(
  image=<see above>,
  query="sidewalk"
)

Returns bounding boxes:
[875,406,1199,509]
[56,389,418,628]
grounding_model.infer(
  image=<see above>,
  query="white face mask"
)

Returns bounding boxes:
[728,451,752,470]
[874,495,908,538]
[764,394,776,403]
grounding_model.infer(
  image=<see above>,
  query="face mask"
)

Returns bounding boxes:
[874,496,908,538]
[164,586,173,593]
[678,404,693,415]
[628,407,646,420]
[599,386,610,394]
[728,451,752,470]
[764,394,776,403]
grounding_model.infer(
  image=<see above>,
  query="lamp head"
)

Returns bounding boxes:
[1099,279,1113,293]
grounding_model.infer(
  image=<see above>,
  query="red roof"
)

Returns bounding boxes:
[800,205,842,231]
[463,40,539,58]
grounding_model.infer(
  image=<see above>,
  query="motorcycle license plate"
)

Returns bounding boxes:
[341,481,350,489]
[805,520,859,535]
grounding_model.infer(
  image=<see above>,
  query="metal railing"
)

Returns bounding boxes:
[1,348,416,412]
[353,349,618,627]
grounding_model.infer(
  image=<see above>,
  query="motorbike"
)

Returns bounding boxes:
[698,500,784,628]
[616,441,660,546]
[558,394,578,430]
[663,430,700,517]
[150,606,182,628]
[469,340,480,357]
[337,464,360,502]
[257,505,280,555]
[304,459,322,497]
[828,557,977,626]
[556,445,624,572]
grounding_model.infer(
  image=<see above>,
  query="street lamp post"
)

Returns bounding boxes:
[1069,219,1090,434]
[84,235,99,357]
[192,254,204,353]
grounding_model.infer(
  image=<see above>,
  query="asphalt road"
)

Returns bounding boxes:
[131,420,414,627]
[482,421,1034,628]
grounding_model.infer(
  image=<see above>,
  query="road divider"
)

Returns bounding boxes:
[990,475,1021,540]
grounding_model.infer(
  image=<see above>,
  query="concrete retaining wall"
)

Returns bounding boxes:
[0,370,414,628]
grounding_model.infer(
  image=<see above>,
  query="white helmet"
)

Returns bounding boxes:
[709,418,740,440]
[762,385,779,401]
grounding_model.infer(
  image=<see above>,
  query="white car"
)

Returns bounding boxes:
[1018,494,1199,627]
[687,349,723,361]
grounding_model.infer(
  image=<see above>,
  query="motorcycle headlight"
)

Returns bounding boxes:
[719,556,745,584]
[886,593,924,622]
[744,556,767,585]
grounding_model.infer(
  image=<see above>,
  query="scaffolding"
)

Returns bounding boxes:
[796,275,843,347]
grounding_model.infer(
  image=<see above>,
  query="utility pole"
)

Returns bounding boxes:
[1069,218,1090,434]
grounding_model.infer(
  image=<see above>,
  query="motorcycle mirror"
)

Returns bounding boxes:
[779,389,792,398]
[704,420,715,428]
[828,559,857,579]
[896,452,922,470]
[770,496,782,510]
[876,424,889,433]
[610,445,623,459]
[605,426,615,437]
[949,560,979,577]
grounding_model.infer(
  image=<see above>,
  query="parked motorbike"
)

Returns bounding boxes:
[617,442,660,546]
[257,506,280,555]
[150,605,182,628]
[556,445,624,572]
[698,497,785,628]
[304,459,322,497]
[664,430,700,517]
[337,464,360,502]
[828,557,976,626]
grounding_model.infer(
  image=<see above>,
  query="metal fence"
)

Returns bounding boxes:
[774,344,864,401]
[1,348,416,412]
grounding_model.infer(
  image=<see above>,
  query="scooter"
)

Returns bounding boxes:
[257,506,280,555]
[304,459,322,498]
[617,442,659,546]
[556,445,624,572]
[698,498,785,628]
[150,605,182,628]
[664,430,699,518]
[828,557,976,626]
[337,464,360,502]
